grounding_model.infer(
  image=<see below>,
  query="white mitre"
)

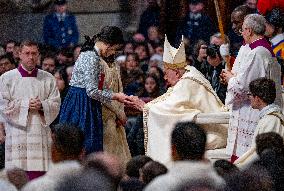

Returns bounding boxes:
[163,35,187,69]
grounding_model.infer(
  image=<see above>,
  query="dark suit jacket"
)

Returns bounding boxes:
[43,12,79,49]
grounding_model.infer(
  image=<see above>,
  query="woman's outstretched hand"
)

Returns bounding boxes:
[112,92,129,103]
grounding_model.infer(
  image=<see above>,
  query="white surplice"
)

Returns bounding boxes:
[0,69,60,171]
[226,44,283,157]
[143,66,228,164]
[234,104,284,168]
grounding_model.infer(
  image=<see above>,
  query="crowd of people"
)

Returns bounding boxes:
[0,0,284,190]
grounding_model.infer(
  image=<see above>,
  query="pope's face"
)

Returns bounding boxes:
[164,67,180,87]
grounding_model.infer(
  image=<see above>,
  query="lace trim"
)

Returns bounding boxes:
[143,88,174,154]
[143,76,228,154]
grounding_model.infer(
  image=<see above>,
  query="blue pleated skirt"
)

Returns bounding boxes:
[59,86,103,154]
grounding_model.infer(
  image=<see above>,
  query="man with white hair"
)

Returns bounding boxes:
[221,14,283,163]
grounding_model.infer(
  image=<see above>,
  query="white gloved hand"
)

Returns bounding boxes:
[219,43,230,58]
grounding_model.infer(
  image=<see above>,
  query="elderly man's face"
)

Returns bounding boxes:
[241,24,252,44]
[164,67,181,87]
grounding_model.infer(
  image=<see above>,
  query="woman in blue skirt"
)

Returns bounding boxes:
[59,26,127,154]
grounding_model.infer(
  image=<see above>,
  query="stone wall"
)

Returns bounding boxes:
[0,0,131,45]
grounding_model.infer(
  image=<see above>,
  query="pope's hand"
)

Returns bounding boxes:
[124,96,145,111]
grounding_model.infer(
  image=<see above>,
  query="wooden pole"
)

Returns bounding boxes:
[213,0,231,71]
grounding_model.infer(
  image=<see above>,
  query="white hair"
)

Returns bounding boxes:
[243,14,266,35]
[210,32,230,45]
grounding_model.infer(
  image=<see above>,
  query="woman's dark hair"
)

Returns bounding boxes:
[54,66,69,99]
[126,53,139,63]
[149,66,164,79]
[81,26,124,52]
[143,74,161,98]
[193,40,207,58]
[213,159,239,178]
[134,42,150,60]
[54,66,69,88]
[148,66,166,92]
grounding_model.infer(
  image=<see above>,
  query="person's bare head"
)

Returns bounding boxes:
[5,40,16,53]
[19,41,39,71]
[210,33,230,46]
[242,14,266,44]
[171,122,207,161]
[51,124,85,163]
[231,5,255,36]
[83,152,124,185]
[54,0,67,14]
[245,0,257,9]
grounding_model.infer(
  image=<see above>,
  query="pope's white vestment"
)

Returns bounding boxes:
[143,65,228,164]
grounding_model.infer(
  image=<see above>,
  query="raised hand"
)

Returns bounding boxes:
[220,69,235,84]
[112,92,128,103]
